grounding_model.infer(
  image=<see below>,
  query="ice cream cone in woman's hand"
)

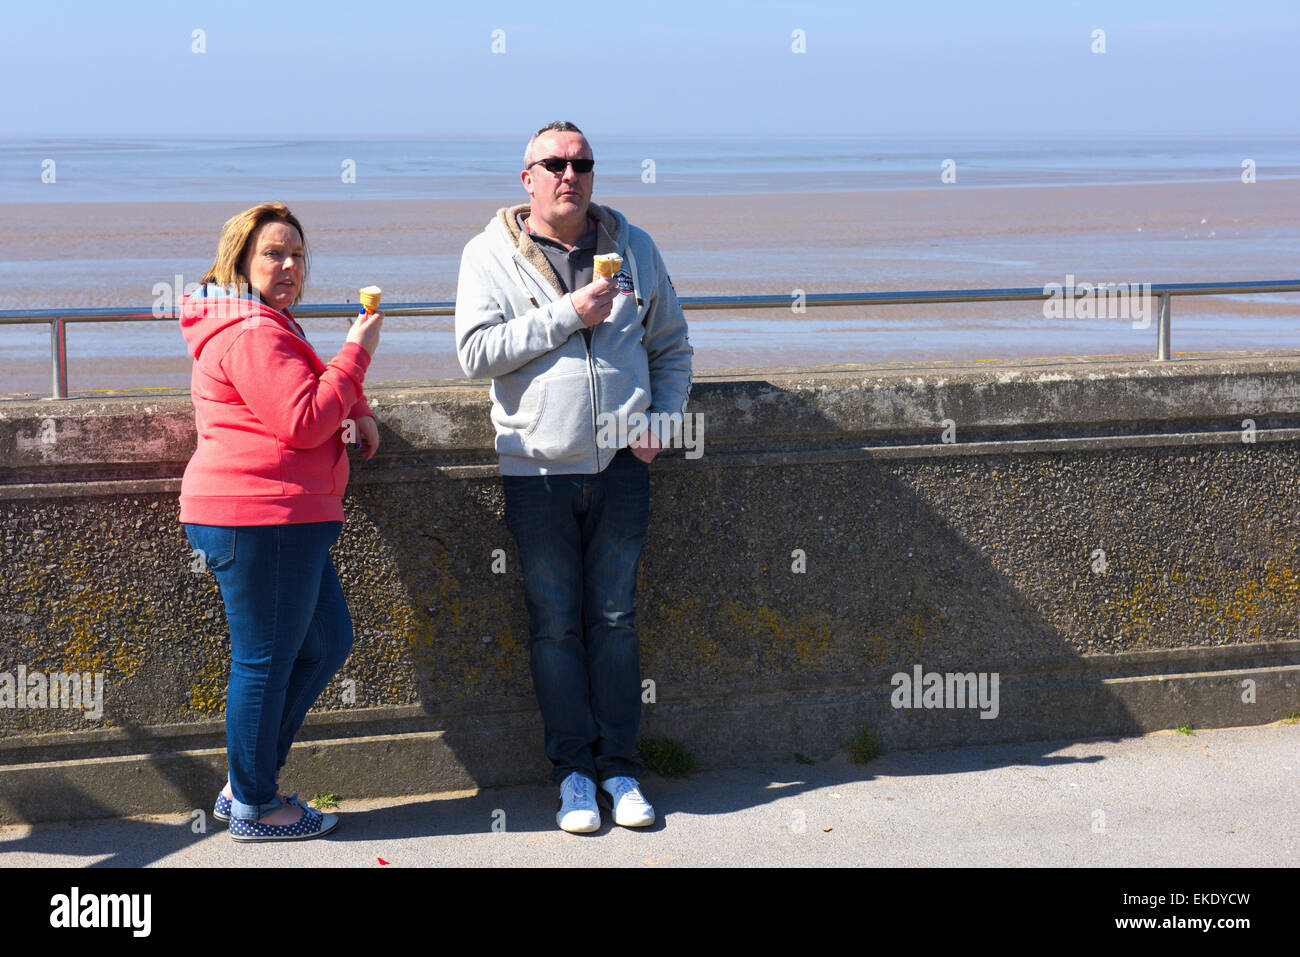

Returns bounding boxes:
[359,285,382,314]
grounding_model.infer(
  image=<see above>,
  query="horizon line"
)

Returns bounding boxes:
[4,130,1300,142]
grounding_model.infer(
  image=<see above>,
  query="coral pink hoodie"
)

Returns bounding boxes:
[178,289,373,525]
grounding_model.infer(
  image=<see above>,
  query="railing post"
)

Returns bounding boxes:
[50,317,69,399]
[1155,292,1171,361]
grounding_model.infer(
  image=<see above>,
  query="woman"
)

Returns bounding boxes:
[178,202,382,841]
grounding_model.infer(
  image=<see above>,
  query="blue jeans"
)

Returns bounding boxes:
[183,521,352,821]
[502,448,650,784]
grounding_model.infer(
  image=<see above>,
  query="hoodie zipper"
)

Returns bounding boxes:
[513,250,604,472]
[585,331,600,473]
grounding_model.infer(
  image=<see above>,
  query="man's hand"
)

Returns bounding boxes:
[629,428,661,464]
[355,415,380,461]
[571,276,619,327]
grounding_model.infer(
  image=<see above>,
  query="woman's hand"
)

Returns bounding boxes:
[347,310,384,357]
[354,415,380,461]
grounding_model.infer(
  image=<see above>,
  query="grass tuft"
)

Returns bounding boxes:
[847,728,881,763]
[636,737,697,777]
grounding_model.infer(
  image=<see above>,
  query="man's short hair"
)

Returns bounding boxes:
[524,121,585,168]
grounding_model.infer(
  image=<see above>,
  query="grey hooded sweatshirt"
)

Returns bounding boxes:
[455,203,693,476]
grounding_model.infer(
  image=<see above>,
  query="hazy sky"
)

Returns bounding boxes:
[5,0,1298,137]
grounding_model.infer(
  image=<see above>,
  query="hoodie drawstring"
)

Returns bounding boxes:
[625,248,643,308]
[511,257,541,307]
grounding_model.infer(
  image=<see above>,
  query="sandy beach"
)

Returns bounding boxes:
[2,180,1298,395]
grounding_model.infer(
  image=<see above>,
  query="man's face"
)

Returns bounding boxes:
[522,131,594,224]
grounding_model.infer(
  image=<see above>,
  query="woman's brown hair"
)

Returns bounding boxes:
[200,202,309,304]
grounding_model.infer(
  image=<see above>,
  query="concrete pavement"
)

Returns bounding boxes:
[2,723,1296,868]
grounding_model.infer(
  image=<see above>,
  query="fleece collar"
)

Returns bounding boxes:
[497,203,623,295]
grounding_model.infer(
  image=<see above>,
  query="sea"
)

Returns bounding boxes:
[3,134,1299,201]
[2,134,1298,394]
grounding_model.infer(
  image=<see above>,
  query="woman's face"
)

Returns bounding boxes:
[242,220,304,312]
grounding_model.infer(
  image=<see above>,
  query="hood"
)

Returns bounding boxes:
[179,284,294,360]
[494,202,626,294]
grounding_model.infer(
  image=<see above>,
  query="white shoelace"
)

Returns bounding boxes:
[607,777,643,802]
[566,775,593,803]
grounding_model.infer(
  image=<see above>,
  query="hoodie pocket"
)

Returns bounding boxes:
[516,372,594,461]
[279,443,342,495]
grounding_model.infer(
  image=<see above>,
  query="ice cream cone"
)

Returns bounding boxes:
[359,285,382,314]
[593,254,622,279]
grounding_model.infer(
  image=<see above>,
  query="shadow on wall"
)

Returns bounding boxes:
[4,371,1297,836]
[337,379,1164,786]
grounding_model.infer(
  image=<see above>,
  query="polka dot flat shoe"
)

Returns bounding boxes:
[213,792,232,823]
[229,794,339,843]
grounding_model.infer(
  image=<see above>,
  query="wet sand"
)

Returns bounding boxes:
[2,180,1298,395]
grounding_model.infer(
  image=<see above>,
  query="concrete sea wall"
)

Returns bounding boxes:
[1,352,1298,822]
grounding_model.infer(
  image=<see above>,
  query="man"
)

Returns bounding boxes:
[455,121,692,832]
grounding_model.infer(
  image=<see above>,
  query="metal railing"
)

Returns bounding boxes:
[3,280,1299,399]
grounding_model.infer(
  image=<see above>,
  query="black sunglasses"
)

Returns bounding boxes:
[528,157,595,174]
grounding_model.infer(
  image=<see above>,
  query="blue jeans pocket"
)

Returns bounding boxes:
[184,524,237,573]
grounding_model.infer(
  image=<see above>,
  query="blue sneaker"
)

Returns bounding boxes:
[229,794,338,843]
